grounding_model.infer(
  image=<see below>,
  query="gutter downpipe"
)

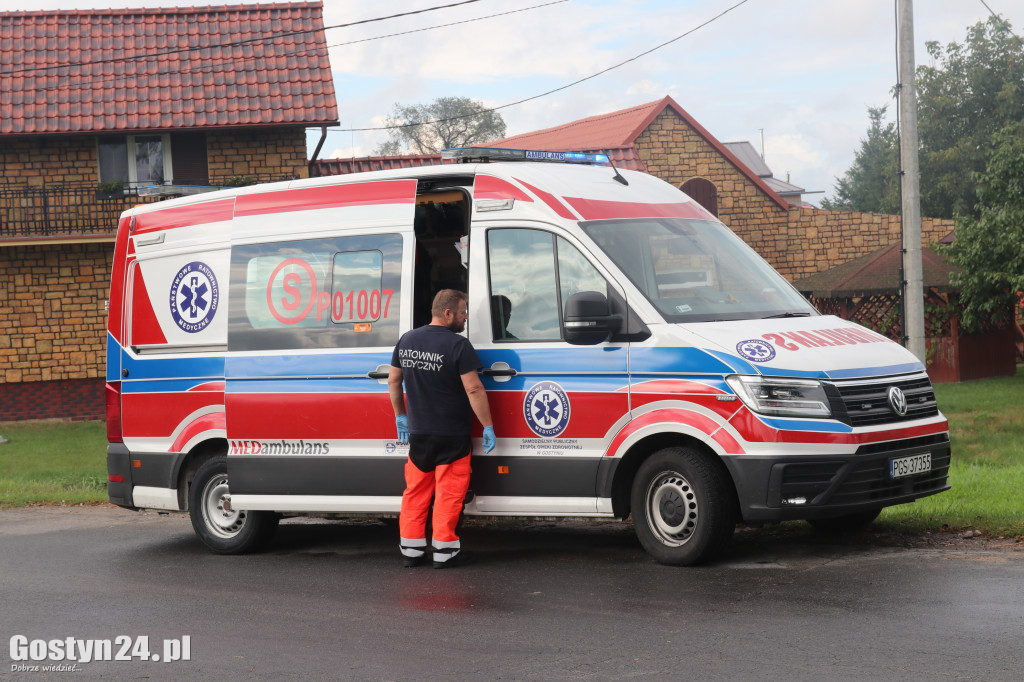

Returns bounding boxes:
[308,126,328,177]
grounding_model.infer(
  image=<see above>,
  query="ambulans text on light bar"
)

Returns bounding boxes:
[441,147,610,165]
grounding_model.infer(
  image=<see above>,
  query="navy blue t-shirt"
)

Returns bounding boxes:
[391,325,482,436]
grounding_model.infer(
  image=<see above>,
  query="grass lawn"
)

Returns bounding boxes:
[1,367,1022,537]
[0,420,108,508]
[877,364,1024,537]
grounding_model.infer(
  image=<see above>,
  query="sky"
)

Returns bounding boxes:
[8,0,1024,205]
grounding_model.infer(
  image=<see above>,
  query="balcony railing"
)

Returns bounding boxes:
[0,175,298,239]
[0,184,164,238]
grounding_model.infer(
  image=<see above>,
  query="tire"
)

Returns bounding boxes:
[188,456,279,554]
[807,508,881,532]
[630,446,737,566]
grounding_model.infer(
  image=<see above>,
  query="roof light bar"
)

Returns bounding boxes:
[441,147,610,165]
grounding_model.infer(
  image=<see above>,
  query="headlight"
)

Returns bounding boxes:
[725,375,831,418]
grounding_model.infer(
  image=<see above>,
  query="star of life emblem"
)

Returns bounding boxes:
[169,261,219,333]
[523,381,571,438]
[736,339,776,363]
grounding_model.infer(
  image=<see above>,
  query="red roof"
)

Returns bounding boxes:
[315,154,449,176]
[794,242,959,297]
[0,2,338,136]
[488,96,789,210]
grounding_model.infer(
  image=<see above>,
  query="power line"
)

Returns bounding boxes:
[0,0,487,77]
[3,1,566,92]
[978,0,1022,40]
[332,0,753,134]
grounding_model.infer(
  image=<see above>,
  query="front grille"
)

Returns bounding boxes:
[829,448,951,506]
[829,373,939,427]
[773,435,951,508]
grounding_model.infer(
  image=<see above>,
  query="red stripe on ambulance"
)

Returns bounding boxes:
[234,180,417,216]
[564,197,714,221]
[170,412,226,452]
[133,198,235,235]
[474,175,534,202]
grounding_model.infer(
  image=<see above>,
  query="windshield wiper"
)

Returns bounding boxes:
[763,312,812,319]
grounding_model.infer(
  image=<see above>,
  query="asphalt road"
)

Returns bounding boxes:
[1,506,1022,681]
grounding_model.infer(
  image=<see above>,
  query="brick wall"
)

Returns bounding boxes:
[0,243,112,385]
[207,128,310,182]
[0,137,98,187]
[634,108,956,282]
[0,377,105,421]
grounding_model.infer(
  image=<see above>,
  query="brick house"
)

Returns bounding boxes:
[0,2,339,421]
[317,96,955,284]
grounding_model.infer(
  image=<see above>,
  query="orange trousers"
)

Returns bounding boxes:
[399,453,471,545]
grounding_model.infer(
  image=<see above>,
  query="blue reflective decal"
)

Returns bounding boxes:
[226,378,390,394]
[826,362,925,379]
[477,346,626,374]
[121,378,225,394]
[628,347,736,375]
[759,417,853,433]
[121,353,225,380]
[226,352,392,378]
[107,333,121,382]
[755,364,830,379]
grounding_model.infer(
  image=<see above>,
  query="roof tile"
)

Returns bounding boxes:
[1,2,338,135]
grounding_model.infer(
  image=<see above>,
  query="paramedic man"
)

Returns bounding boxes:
[388,289,496,568]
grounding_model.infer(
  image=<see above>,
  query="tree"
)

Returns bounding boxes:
[938,121,1024,332]
[820,106,899,213]
[374,97,507,155]
[917,17,1024,219]
[825,17,1024,218]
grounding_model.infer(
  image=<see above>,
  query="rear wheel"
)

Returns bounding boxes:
[189,456,278,554]
[630,446,737,566]
[807,508,882,532]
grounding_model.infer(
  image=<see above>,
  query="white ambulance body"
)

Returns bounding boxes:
[105,148,950,565]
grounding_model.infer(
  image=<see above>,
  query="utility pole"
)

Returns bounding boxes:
[897,0,926,362]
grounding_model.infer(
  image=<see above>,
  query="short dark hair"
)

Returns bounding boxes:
[431,289,467,318]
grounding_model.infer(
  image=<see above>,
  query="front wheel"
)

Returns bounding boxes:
[189,456,278,554]
[631,446,737,566]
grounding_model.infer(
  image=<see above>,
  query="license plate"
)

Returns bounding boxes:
[890,453,931,479]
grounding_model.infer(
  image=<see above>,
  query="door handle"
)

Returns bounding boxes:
[368,364,392,382]
[481,362,516,382]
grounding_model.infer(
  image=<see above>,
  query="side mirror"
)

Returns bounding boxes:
[564,291,622,345]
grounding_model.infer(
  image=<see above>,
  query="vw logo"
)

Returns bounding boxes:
[887,386,908,417]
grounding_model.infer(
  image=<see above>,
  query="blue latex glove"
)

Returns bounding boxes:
[395,414,409,444]
[482,425,496,454]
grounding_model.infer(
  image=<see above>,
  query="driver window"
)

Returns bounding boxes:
[487,228,610,342]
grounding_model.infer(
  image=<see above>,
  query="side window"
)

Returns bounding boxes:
[229,234,401,351]
[487,228,610,342]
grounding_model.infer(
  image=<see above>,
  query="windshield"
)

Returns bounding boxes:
[582,218,817,323]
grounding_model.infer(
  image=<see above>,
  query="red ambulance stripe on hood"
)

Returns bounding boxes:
[473,175,533,202]
[515,178,577,219]
[564,197,713,221]
[234,180,417,216]
[134,198,235,235]
[129,266,167,345]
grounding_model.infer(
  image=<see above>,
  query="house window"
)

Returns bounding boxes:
[98,134,173,187]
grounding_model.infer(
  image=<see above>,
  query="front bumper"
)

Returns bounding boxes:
[726,433,951,522]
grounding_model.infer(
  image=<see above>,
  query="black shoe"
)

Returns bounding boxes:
[403,554,427,568]
[433,549,476,569]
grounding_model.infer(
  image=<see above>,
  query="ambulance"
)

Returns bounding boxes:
[105,147,951,565]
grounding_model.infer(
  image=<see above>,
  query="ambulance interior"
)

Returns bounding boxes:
[412,181,471,328]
